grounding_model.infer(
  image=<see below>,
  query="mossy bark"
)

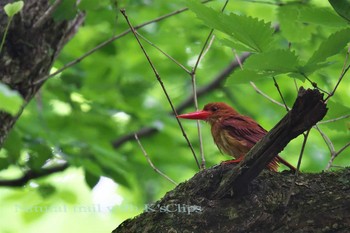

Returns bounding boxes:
[113,166,350,233]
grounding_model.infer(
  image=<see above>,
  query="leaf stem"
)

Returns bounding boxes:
[0,17,12,54]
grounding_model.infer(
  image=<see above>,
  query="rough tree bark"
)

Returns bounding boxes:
[113,166,350,233]
[112,89,350,232]
[0,0,84,146]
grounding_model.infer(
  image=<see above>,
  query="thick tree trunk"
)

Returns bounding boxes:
[113,166,350,233]
[0,0,84,146]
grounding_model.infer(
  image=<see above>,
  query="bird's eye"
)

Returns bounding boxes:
[212,106,218,112]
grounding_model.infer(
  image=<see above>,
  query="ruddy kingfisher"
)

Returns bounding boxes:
[177,102,296,171]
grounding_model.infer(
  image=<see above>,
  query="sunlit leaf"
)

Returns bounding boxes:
[4,1,24,17]
[0,83,23,115]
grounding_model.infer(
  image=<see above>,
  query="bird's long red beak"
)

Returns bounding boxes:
[177,110,211,120]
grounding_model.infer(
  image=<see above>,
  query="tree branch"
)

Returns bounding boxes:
[0,163,69,187]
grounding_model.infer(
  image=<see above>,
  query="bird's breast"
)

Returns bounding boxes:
[212,125,249,159]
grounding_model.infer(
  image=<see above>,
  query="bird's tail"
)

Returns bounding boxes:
[276,155,297,172]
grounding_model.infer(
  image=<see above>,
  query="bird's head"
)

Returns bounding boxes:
[177,102,238,124]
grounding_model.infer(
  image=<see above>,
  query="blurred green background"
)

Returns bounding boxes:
[0,0,349,232]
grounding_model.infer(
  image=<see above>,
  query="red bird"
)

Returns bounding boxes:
[177,102,296,172]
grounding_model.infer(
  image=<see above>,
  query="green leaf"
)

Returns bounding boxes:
[244,49,299,73]
[37,184,56,198]
[219,38,257,53]
[307,28,350,65]
[187,0,274,52]
[277,5,315,43]
[2,129,22,163]
[226,69,270,85]
[0,83,23,115]
[329,0,350,22]
[84,170,100,189]
[27,143,53,171]
[226,50,300,85]
[299,6,349,27]
[4,1,24,17]
[0,157,10,170]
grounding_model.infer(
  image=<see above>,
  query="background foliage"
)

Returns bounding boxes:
[0,0,349,232]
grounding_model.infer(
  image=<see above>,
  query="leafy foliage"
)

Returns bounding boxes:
[187,0,274,52]
[0,0,350,231]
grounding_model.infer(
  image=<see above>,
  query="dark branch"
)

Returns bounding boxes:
[0,163,69,187]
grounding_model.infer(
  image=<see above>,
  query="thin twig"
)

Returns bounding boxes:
[325,46,350,102]
[134,134,178,185]
[314,124,335,155]
[325,141,350,170]
[33,0,63,29]
[318,114,350,124]
[121,9,200,169]
[136,31,191,74]
[250,82,288,108]
[190,0,229,169]
[302,73,330,95]
[273,77,290,112]
[233,50,244,69]
[233,51,288,108]
[34,2,213,84]
[192,73,206,169]
[284,129,311,207]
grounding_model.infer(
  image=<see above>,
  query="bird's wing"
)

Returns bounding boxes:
[221,116,267,148]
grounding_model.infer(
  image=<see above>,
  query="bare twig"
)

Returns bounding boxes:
[121,9,200,169]
[136,32,191,74]
[318,114,350,124]
[325,46,350,102]
[189,0,229,170]
[233,51,288,109]
[314,124,335,155]
[134,134,178,185]
[273,77,290,112]
[284,129,311,207]
[325,141,350,170]
[250,82,287,108]
[33,0,63,29]
[301,73,330,95]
